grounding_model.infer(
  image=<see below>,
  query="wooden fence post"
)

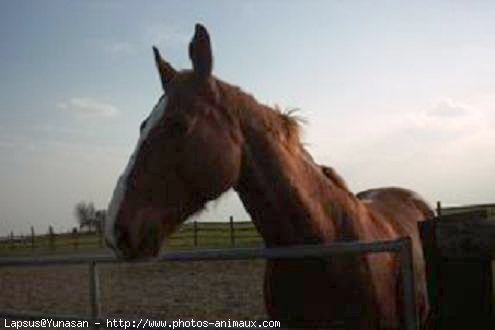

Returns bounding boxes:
[229,216,235,247]
[436,201,442,218]
[48,225,55,250]
[31,226,35,250]
[10,231,14,250]
[72,228,79,250]
[193,221,198,247]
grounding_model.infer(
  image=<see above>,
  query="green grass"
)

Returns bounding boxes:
[0,221,263,257]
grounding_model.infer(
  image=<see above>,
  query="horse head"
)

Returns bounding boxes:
[106,24,243,260]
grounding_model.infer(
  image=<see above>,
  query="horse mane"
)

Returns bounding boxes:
[214,78,356,195]
[272,106,305,145]
[320,165,350,192]
[215,79,304,150]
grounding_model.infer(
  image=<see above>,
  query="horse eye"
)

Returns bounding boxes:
[167,117,189,136]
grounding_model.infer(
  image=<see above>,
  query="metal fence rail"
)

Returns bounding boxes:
[0,237,418,330]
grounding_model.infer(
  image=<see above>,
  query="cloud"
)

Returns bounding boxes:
[94,24,189,60]
[426,99,468,117]
[0,140,16,149]
[372,98,490,155]
[57,97,117,118]
[142,24,189,48]
[308,97,495,203]
[105,41,135,55]
[410,98,483,136]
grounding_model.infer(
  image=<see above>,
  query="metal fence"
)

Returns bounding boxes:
[0,237,418,330]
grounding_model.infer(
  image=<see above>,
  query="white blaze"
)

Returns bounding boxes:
[105,96,168,249]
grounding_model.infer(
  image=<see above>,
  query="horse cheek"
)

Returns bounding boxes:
[186,131,241,196]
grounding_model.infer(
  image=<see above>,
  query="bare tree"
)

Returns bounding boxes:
[74,201,96,232]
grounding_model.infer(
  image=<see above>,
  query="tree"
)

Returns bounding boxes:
[94,209,106,233]
[74,201,96,232]
[74,201,107,233]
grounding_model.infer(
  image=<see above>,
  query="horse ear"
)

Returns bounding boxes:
[189,24,213,81]
[153,46,176,90]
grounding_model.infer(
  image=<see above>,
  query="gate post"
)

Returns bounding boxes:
[88,261,101,329]
[400,237,419,330]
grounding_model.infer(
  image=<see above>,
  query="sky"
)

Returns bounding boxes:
[0,1,494,235]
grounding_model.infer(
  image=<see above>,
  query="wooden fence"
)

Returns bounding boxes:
[0,216,262,254]
[1,203,493,255]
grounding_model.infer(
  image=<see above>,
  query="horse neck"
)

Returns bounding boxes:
[232,102,356,247]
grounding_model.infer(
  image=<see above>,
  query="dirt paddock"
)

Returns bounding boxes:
[0,260,267,322]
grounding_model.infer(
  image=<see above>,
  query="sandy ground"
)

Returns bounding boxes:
[0,260,268,325]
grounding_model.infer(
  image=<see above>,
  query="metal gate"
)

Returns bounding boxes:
[0,237,418,329]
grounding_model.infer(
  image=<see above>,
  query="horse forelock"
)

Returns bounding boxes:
[105,95,168,250]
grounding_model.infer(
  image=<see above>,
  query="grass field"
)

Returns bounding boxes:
[0,221,263,257]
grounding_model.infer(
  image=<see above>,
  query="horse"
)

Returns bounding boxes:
[105,24,433,329]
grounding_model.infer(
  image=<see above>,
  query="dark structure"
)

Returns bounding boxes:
[419,207,494,329]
